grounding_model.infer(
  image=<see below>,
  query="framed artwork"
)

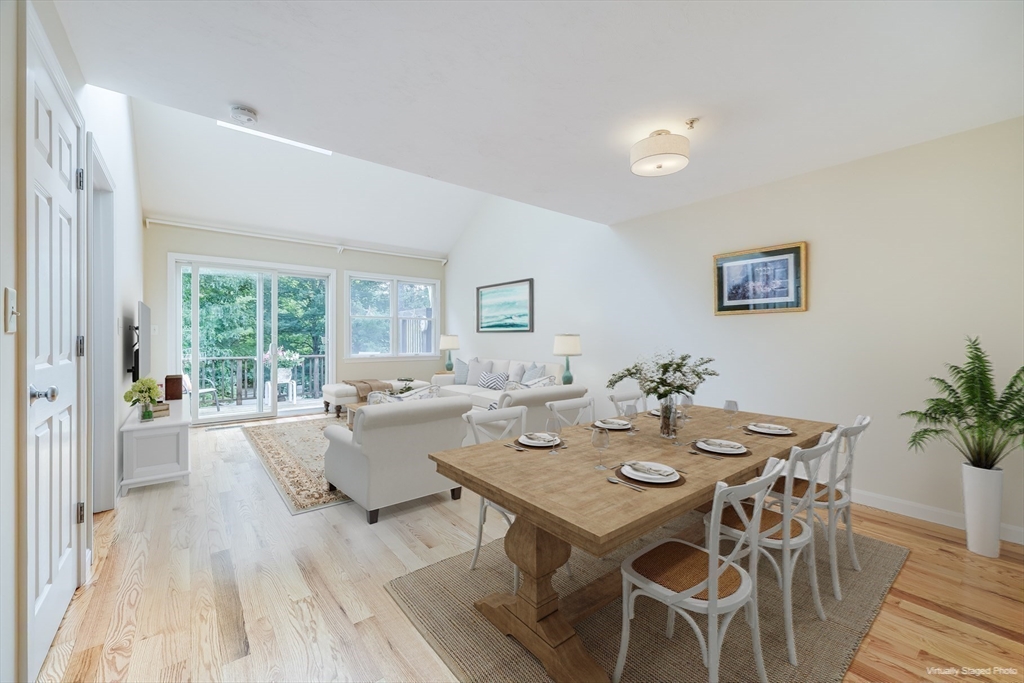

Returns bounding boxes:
[714,242,807,315]
[477,278,534,332]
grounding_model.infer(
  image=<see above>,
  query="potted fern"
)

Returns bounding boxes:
[901,337,1023,557]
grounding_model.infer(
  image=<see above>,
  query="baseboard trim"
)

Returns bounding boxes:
[853,488,1024,545]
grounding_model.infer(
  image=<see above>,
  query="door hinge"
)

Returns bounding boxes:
[76,168,84,191]
[76,502,85,524]
[76,335,85,357]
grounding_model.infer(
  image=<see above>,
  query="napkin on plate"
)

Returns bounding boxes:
[598,419,629,427]
[702,439,743,450]
[524,432,557,442]
[751,423,786,431]
[625,461,675,477]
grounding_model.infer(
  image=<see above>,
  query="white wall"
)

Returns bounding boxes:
[445,117,1024,537]
[143,223,447,387]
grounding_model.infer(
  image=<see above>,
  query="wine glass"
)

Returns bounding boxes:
[623,404,638,436]
[592,427,610,470]
[677,394,693,421]
[545,417,563,454]
[723,400,739,430]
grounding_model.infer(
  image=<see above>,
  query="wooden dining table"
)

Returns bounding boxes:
[429,405,836,683]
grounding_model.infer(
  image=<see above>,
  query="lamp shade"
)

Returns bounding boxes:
[553,334,582,357]
[439,334,460,351]
[630,129,690,177]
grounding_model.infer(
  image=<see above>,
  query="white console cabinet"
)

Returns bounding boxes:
[120,399,191,496]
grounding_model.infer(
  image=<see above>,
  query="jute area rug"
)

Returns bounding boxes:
[387,512,908,683]
[241,416,350,515]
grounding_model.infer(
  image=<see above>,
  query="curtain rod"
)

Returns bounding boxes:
[144,216,449,265]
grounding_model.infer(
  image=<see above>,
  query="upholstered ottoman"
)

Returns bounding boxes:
[322,380,430,417]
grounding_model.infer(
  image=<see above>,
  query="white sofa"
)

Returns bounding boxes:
[433,358,586,432]
[323,396,472,523]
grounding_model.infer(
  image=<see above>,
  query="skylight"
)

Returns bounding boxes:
[216,120,332,156]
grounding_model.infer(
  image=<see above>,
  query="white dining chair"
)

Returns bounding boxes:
[608,390,645,417]
[545,396,595,427]
[613,459,785,683]
[464,406,528,594]
[768,416,871,601]
[712,431,837,666]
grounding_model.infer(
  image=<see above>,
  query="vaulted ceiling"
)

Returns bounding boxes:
[57,1,1023,236]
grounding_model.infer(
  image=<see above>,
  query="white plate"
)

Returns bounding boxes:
[648,409,661,417]
[594,419,631,431]
[695,439,748,455]
[518,434,562,447]
[746,423,793,436]
[621,462,680,484]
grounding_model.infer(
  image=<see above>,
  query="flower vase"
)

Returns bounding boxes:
[659,397,676,439]
[140,402,154,421]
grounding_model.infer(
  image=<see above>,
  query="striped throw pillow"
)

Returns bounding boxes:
[477,371,509,391]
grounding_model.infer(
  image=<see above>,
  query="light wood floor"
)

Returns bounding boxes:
[38,422,1024,682]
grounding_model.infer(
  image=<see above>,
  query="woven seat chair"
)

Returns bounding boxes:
[463,407,528,593]
[607,390,646,417]
[767,416,871,600]
[613,459,786,683]
[711,430,837,666]
[545,396,595,427]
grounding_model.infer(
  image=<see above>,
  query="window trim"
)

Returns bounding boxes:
[344,270,441,360]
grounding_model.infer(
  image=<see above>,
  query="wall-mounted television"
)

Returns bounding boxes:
[127,301,151,383]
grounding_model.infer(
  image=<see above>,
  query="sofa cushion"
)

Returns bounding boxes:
[477,371,508,391]
[454,358,470,385]
[467,359,493,386]
[508,362,527,383]
[522,363,546,383]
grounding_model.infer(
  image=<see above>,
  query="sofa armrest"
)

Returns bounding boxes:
[432,374,456,386]
[325,424,355,448]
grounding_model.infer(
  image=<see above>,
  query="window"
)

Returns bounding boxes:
[347,272,439,358]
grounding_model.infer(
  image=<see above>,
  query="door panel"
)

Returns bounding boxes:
[24,22,81,679]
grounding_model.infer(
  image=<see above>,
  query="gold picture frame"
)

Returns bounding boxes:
[713,241,808,315]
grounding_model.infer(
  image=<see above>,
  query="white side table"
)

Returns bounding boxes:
[120,399,191,496]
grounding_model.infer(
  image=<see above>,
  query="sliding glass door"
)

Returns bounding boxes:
[174,257,333,425]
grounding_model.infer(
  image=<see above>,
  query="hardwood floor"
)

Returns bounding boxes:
[38,422,1024,682]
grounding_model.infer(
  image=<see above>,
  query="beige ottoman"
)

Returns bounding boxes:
[322,380,430,417]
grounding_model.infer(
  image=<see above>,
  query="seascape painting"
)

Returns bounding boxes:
[714,242,807,315]
[477,279,534,332]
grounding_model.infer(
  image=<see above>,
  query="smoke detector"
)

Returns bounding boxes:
[229,105,258,126]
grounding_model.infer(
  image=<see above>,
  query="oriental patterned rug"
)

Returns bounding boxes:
[242,417,350,514]
[387,512,908,683]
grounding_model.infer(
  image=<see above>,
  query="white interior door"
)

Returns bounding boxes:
[23,13,83,679]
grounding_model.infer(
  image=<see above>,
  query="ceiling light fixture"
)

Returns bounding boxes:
[216,120,333,156]
[629,119,697,177]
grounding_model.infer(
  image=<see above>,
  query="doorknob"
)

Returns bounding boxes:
[29,384,59,404]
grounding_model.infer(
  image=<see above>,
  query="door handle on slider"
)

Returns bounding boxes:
[29,384,59,405]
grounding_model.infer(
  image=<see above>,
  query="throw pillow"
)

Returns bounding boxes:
[508,362,527,383]
[524,374,557,388]
[504,380,528,391]
[522,363,546,383]
[477,371,509,391]
[466,358,493,386]
[454,358,470,385]
[399,385,439,401]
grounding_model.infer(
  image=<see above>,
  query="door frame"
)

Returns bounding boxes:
[17,3,90,679]
[167,252,336,424]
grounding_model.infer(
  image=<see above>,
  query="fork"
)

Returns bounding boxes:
[504,443,525,452]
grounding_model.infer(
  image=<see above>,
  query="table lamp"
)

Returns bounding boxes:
[553,334,582,385]
[440,334,460,371]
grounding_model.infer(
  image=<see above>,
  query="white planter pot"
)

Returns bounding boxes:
[277,368,292,383]
[961,463,1002,558]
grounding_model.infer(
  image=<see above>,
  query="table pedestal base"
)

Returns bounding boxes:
[474,518,609,683]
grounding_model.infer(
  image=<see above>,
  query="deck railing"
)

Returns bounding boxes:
[182,354,327,406]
